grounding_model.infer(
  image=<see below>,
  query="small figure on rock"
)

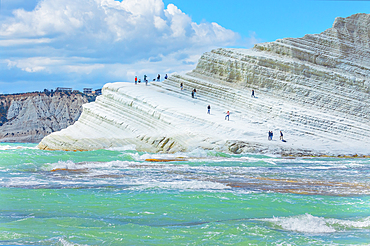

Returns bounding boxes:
[191,90,194,98]
[251,89,255,98]
[193,89,197,98]
[268,131,273,141]
[157,74,160,81]
[138,79,141,83]
[135,76,137,85]
[207,105,211,114]
[180,83,183,90]
[225,111,230,121]
[144,75,147,82]
[280,131,283,140]
[165,74,168,80]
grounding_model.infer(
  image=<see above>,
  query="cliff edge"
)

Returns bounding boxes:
[0,92,95,143]
[38,13,370,156]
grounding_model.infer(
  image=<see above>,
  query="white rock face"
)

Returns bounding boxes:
[0,92,92,143]
[38,13,370,156]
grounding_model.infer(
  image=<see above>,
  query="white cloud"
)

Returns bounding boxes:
[65,64,105,74]
[0,0,243,93]
[5,57,63,72]
[243,31,262,47]
[0,38,52,46]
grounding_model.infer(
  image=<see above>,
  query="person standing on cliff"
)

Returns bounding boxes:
[191,90,194,98]
[280,131,283,140]
[251,89,255,98]
[144,75,147,82]
[157,74,160,81]
[225,111,230,121]
[193,89,197,98]
[268,131,273,140]
[207,105,211,114]
[165,74,168,80]
[135,76,137,85]
[180,83,183,90]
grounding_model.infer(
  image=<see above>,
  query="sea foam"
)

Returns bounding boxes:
[262,214,370,233]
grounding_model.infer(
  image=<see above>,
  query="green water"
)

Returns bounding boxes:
[1,143,370,245]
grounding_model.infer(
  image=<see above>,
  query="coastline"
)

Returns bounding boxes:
[37,82,370,156]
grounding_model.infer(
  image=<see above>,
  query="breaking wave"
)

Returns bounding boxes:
[261,214,370,233]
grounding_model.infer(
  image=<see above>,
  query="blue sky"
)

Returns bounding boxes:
[1,0,369,94]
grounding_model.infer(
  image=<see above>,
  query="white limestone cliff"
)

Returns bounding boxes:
[0,92,93,143]
[38,13,370,156]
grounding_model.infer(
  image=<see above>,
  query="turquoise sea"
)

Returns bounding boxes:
[1,143,370,245]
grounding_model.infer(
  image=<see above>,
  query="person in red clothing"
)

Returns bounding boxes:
[135,76,137,84]
[225,111,230,121]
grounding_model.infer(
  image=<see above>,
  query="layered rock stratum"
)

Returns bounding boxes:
[38,13,370,156]
[0,92,95,143]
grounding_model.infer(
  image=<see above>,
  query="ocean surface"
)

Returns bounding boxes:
[1,143,370,245]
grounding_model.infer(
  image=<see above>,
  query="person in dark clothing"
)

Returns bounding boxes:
[193,89,197,98]
[180,83,183,90]
[280,131,283,140]
[157,74,160,81]
[268,131,273,141]
[165,74,168,80]
[143,75,147,82]
[207,105,211,114]
[251,89,255,98]
[191,90,194,98]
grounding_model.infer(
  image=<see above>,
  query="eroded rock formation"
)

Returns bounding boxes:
[0,92,95,143]
[38,13,370,155]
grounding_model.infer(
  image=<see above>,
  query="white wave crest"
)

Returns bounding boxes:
[106,144,137,151]
[263,214,336,233]
[42,160,78,171]
[0,145,37,150]
[59,238,89,246]
[327,216,370,229]
[262,214,370,233]
[129,180,231,191]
